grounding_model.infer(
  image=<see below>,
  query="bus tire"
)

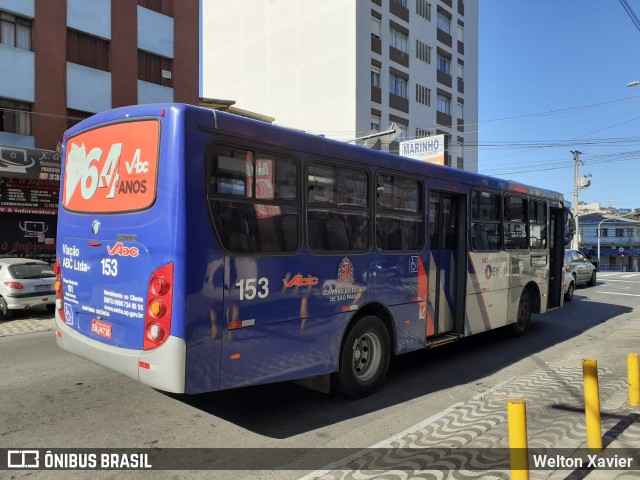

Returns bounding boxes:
[510,289,531,337]
[334,316,390,398]
[0,297,12,320]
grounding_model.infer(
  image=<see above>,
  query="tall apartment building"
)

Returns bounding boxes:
[0,0,199,151]
[202,0,477,172]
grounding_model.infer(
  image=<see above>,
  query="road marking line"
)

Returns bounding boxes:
[599,279,640,283]
[592,291,640,297]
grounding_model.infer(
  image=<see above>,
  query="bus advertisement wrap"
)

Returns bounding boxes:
[63,120,160,213]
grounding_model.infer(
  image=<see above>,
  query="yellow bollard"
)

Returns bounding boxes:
[582,358,603,452]
[629,353,640,407]
[507,398,529,480]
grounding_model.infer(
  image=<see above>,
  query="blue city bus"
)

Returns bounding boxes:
[54,103,569,398]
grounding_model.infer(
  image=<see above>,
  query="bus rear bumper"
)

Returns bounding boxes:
[55,312,186,394]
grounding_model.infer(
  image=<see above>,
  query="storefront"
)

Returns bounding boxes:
[0,145,60,264]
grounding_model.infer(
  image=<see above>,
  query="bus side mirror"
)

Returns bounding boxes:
[564,210,575,247]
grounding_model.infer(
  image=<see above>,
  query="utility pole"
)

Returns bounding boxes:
[571,150,583,250]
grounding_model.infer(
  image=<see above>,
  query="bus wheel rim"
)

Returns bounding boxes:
[352,332,382,382]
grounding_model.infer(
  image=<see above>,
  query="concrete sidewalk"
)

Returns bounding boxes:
[0,314,54,337]
[301,313,640,480]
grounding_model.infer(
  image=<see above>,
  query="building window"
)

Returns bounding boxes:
[457,101,464,120]
[393,0,408,7]
[396,121,408,143]
[390,73,408,98]
[437,53,451,75]
[67,109,93,130]
[390,27,408,53]
[416,39,431,64]
[437,94,451,115]
[371,114,381,131]
[0,12,31,50]
[437,12,451,34]
[416,0,432,21]
[67,29,110,71]
[416,84,431,106]
[138,50,173,87]
[457,62,464,81]
[457,24,464,42]
[0,98,31,135]
[371,66,381,87]
[616,228,624,237]
[415,128,431,138]
[371,16,381,38]
[456,140,464,169]
[137,0,173,16]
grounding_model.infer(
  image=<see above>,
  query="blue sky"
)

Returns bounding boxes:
[478,0,640,210]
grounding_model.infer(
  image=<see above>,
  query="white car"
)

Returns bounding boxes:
[0,258,56,319]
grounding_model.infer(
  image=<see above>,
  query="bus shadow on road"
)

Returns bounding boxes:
[171,295,632,439]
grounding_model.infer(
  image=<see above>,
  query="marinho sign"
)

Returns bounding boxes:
[399,134,445,165]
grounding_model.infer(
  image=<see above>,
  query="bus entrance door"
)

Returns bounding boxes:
[427,191,467,341]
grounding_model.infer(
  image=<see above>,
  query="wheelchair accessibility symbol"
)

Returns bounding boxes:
[64,303,74,325]
[409,256,419,273]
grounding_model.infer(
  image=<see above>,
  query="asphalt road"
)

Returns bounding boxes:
[2,271,640,479]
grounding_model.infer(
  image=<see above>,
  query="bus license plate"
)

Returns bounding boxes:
[91,319,112,339]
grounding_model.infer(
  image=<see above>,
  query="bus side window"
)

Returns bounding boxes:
[375,174,423,252]
[307,215,323,250]
[326,216,350,250]
[307,161,369,253]
[228,226,250,252]
[471,190,502,251]
[529,200,547,250]
[472,223,489,250]
[209,144,300,255]
[281,214,298,251]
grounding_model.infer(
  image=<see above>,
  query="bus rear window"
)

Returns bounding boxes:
[62,119,160,213]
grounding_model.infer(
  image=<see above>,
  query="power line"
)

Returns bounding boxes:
[618,0,640,32]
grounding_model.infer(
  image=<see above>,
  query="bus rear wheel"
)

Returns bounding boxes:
[334,316,390,398]
[510,289,531,337]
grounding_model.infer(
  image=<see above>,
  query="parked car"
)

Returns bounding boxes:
[0,258,56,319]
[563,268,575,301]
[564,249,597,288]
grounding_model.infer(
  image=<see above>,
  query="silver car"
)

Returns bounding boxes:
[0,258,56,319]
[564,249,596,287]
[563,269,575,301]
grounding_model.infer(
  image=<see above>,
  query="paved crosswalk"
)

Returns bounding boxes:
[597,272,640,278]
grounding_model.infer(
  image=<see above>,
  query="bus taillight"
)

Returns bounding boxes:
[144,262,174,350]
[54,255,64,313]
